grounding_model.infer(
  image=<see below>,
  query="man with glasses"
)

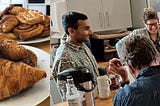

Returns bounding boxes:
[116,8,160,58]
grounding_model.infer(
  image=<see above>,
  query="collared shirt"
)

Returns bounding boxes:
[52,41,99,79]
[113,65,160,106]
[116,27,160,58]
[52,40,100,100]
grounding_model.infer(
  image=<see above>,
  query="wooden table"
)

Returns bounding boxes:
[26,41,50,106]
[54,90,115,106]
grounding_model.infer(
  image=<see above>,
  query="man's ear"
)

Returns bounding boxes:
[68,28,75,35]
[127,63,136,79]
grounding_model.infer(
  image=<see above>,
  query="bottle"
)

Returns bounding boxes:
[66,76,82,106]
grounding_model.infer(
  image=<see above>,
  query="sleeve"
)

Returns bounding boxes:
[52,56,74,80]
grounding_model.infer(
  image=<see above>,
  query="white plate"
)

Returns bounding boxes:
[0,45,50,106]
[18,36,50,44]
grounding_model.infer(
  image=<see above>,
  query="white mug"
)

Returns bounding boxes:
[97,75,111,99]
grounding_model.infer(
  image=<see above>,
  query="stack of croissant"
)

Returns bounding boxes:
[0,36,47,100]
[0,5,50,41]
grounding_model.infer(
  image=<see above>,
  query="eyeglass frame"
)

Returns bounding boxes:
[145,22,159,28]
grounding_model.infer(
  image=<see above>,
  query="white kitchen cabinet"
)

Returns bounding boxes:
[66,0,103,32]
[66,0,132,32]
[102,0,132,31]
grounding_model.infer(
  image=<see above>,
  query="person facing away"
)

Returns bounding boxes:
[116,8,160,58]
[112,34,160,106]
[51,11,128,100]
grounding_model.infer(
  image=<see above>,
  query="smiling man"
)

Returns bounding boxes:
[52,11,129,100]
[52,11,100,99]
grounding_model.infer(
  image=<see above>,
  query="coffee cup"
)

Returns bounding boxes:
[97,75,111,99]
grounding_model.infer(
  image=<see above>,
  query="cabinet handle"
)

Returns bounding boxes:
[99,12,103,28]
[105,11,109,27]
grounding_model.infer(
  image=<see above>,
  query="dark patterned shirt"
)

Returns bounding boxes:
[52,40,99,79]
[52,40,101,99]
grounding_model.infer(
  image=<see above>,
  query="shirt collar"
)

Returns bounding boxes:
[65,41,87,51]
[136,65,160,79]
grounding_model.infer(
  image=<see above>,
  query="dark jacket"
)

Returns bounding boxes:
[113,65,160,106]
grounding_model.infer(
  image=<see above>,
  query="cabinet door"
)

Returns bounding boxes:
[102,0,132,30]
[66,0,105,32]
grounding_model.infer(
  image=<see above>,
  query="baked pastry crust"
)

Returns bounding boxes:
[0,33,18,40]
[10,6,27,15]
[16,10,44,25]
[0,58,46,100]
[0,15,19,33]
[13,23,44,41]
[38,15,50,37]
[0,36,37,66]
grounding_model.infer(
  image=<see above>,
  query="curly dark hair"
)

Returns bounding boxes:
[120,34,159,70]
[62,11,88,35]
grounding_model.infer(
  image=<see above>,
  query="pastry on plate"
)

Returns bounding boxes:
[16,10,44,25]
[13,23,44,41]
[0,58,46,100]
[0,36,37,66]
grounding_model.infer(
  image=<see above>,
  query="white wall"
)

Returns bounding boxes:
[130,0,148,29]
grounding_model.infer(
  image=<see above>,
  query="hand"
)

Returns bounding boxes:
[107,58,128,82]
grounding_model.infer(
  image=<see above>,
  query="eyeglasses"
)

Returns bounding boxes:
[146,22,159,27]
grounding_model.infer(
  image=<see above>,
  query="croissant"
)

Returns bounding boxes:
[0,36,37,67]
[0,58,46,100]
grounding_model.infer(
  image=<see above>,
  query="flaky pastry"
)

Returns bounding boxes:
[16,10,44,25]
[0,58,46,100]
